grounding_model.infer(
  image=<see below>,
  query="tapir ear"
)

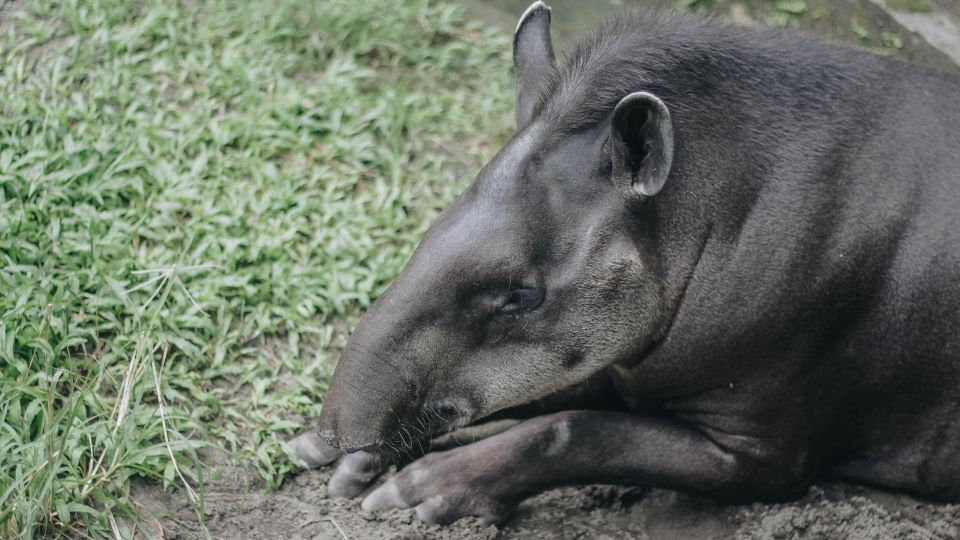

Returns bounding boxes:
[513,1,556,127]
[610,92,674,200]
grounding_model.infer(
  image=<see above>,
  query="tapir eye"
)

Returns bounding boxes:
[497,287,544,315]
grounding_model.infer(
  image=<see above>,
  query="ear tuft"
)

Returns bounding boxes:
[515,1,550,34]
[610,92,674,200]
[513,1,555,127]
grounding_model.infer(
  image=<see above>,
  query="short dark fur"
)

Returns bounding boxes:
[308,6,960,525]
[535,11,898,130]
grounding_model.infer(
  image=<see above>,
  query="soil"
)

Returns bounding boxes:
[133,456,960,540]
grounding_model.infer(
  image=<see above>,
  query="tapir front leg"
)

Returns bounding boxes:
[361,410,809,525]
[312,419,524,498]
[289,370,626,496]
[288,418,527,497]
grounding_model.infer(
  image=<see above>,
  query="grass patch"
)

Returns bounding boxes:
[0,0,513,536]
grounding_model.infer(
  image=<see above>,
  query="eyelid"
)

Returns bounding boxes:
[497,287,544,315]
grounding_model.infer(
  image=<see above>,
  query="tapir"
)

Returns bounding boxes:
[290,1,960,525]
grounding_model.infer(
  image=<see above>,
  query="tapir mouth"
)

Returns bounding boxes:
[380,404,471,456]
[319,401,474,457]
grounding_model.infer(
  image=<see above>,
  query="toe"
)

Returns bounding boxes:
[327,452,384,498]
[361,480,409,512]
[412,494,507,526]
[288,431,343,469]
[414,495,453,525]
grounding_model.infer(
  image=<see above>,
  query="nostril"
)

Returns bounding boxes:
[432,400,477,429]
[438,405,457,417]
[437,404,463,423]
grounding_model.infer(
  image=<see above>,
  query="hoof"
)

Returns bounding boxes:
[328,451,385,498]
[288,431,343,469]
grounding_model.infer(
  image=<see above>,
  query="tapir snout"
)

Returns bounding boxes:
[316,258,495,452]
[315,347,414,452]
[317,338,482,452]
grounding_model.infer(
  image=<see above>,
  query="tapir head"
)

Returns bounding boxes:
[318,2,676,452]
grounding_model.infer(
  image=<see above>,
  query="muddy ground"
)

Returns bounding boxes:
[134,454,960,539]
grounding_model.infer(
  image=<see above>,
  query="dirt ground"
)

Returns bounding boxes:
[134,454,960,540]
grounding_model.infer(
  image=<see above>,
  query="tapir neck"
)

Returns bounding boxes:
[632,129,762,354]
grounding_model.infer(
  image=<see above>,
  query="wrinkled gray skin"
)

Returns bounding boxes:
[291,1,960,526]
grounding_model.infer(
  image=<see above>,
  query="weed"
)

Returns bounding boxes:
[0,0,512,536]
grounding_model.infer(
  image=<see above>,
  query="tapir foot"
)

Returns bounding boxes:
[327,451,387,498]
[289,420,523,501]
[326,420,521,499]
[288,430,343,469]
[358,418,554,524]
[288,435,385,497]
[288,431,384,498]
[361,444,515,525]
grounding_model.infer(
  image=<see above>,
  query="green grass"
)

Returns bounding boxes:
[0,0,513,537]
